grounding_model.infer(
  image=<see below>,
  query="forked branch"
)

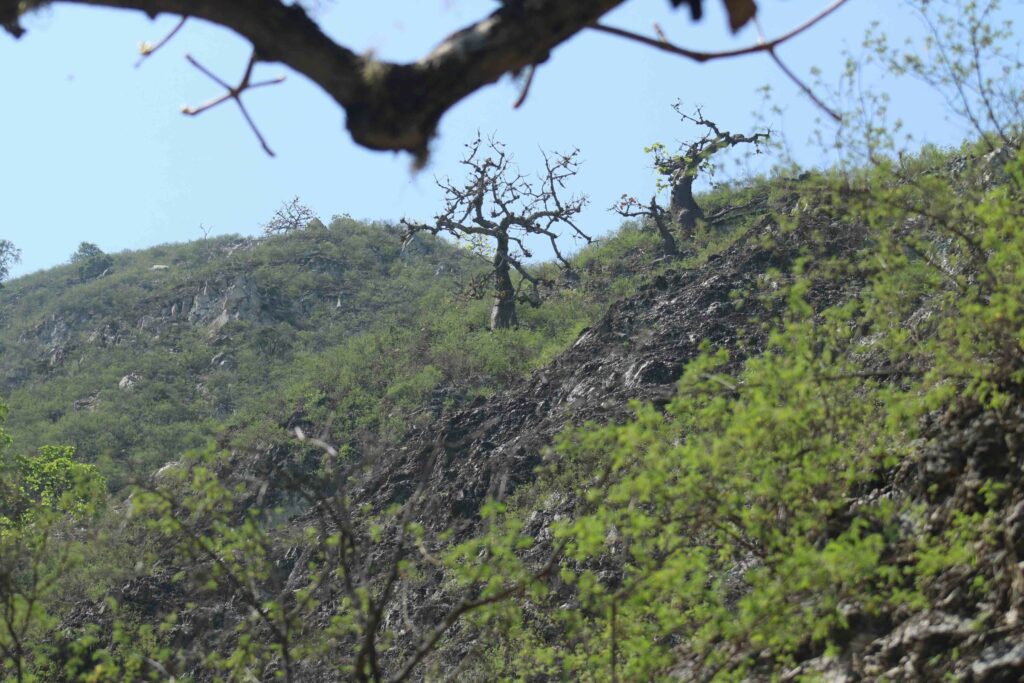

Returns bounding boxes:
[181,50,285,156]
[403,135,589,329]
[1,0,847,160]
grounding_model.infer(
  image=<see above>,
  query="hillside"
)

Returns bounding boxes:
[0,217,598,489]
[2,138,1024,682]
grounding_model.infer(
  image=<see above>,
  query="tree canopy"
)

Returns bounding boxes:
[0,240,19,287]
[70,242,113,281]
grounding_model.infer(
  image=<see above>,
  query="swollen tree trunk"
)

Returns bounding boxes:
[490,236,518,330]
[669,172,704,237]
[649,196,680,257]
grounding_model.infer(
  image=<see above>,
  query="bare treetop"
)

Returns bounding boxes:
[403,135,590,329]
[431,137,589,263]
[263,196,319,235]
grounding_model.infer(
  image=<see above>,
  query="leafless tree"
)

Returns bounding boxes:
[613,193,682,258]
[614,106,768,256]
[0,0,848,160]
[403,135,590,330]
[263,196,319,235]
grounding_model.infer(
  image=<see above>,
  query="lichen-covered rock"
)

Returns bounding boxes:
[971,641,1024,682]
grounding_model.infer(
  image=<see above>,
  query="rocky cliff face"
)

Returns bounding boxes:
[9,271,276,383]
[355,212,1023,680]
[374,216,864,527]
[752,396,1024,683]
[160,273,273,332]
[5,237,344,386]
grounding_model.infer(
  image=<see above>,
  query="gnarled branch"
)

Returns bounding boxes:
[3,0,625,162]
[1,1,844,160]
[403,134,589,329]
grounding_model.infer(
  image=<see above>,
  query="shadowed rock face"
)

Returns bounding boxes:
[358,211,1023,682]
[294,215,868,680]
[371,216,865,528]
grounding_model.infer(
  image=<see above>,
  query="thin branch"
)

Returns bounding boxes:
[753,17,841,122]
[591,0,850,63]
[512,64,536,109]
[135,15,187,68]
[591,0,849,121]
[181,50,285,156]
[387,540,567,683]
[3,0,851,158]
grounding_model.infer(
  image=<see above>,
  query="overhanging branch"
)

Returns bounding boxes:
[2,0,850,160]
[3,0,626,162]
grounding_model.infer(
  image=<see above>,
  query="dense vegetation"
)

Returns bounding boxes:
[0,181,770,680]
[450,138,1024,679]
[0,216,621,490]
[2,1,1023,680]
[4,135,1021,680]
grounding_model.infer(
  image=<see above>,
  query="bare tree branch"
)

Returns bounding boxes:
[182,50,285,156]
[592,0,850,64]
[1,0,845,160]
[592,0,850,121]
[134,14,186,67]
[751,16,841,122]
[1,0,625,161]
[612,194,680,257]
[614,106,767,256]
[403,135,589,330]
[263,196,319,235]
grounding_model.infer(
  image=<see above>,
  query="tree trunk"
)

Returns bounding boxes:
[649,197,679,257]
[490,236,518,330]
[670,172,704,237]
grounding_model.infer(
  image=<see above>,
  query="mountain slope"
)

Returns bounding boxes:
[5,143,1024,682]
[0,219,487,484]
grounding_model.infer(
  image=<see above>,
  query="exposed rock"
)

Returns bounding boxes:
[118,373,141,391]
[221,238,256,257]
[153,460,183,482]
[369,217,862,528]
[87,322,122,347]
[72,392,100,412]
[868,611,977,670]
[48,345,67,369]
[186,275,266,331]
[971,641,1024,682]
[1005,499,1024,559]
[210,352,234,369]
[188,283,220,324]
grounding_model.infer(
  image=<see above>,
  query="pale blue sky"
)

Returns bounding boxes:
[0,0,999,278]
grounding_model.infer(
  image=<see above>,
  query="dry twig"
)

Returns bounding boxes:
[592,0,850,121]
[135,15,187,68]
[181,50,285,156]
